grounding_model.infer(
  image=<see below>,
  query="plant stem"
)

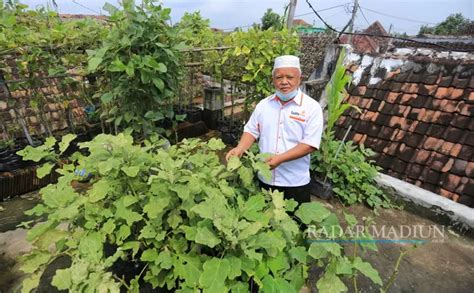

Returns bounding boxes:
[353,242,358,293]
[382,248,409,292]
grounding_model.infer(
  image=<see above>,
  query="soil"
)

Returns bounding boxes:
[311,196,474,293]
[0,192,473,292]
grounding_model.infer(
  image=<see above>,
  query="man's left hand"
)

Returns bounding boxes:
[266,155,283,170]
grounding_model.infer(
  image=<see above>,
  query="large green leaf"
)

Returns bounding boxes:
[78,232,103,262]
[353,257,383,285]
[58,134,77,155]
[316,272,347,293]
[88,56,102,71]
[295,202,331,224]
[88,179,110,202]
[51,268,72,290]
[199,258,230,289]
[195,224,221,248]
[36,163,54,179]
[227,156,242,171]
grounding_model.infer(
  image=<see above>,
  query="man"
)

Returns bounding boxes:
[225,55,323,204]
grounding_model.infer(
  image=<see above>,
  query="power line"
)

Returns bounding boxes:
[72,0,101,15]
[294,3,350,18]
[304,0,473,52]
[359,6,437,25]
[222,3,351,32]
[357,3,371,27]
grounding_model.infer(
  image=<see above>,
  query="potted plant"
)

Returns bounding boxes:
[310,50,359,200]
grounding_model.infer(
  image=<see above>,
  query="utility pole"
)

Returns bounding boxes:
[347,0,359,43]
[287,0,297,29]
[389,23,393,35]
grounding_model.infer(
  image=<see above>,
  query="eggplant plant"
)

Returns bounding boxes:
[18,134,383,293]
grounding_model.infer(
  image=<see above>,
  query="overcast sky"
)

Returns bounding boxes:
[18,0,474,35]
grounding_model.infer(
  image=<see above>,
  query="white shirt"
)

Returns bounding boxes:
[244,90,324,187]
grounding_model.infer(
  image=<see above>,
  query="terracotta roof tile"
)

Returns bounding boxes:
[445,174,462,192]
[386,92,401,103]
[464,181,474,196]
[438,141,456,156]
[459,102,473,116]
[339,53,472,207]
[450,88,465,99]
[371,138,389,152]
[423,137,442,151]
[437,76,452,87]
[414,149,431,164]
[436,112,453,125]
[406,163,424,179]
[383,142,400,156]
[391,159,408,173]
[427,124,446,138]
[452,76,469,88]
[401,83,419,94]
[450,143,463,157]
[442,158,455,172]
[374,89,388,100]
[373,115,390,128]
[405,133,424,147]
[464,133,474,146]
[413,122,430,134]
[434,87,452,99]
[429,152,449,171]
[361,110,378,122]
[418,84,438,96]
[385,69,401,80]
[407,95,424,107]
[420,167,441,185]
[388,116,403,128]
[466,162,474,177]
[458,145,473,161]
[400,94,421,105]
[450,115,470,129]
[399,144,416,162]
[468,91,474,101]
[439,188,454,199]
[444,126,465,142]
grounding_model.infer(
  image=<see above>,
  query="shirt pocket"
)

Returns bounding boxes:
[285,115,306,142]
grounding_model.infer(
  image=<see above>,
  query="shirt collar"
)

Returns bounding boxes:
[272,89,303,106]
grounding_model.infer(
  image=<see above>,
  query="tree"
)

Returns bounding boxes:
[261,8,283,30]
[418,13,472,36]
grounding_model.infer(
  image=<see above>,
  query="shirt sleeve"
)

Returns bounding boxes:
[243,102,261,139]
[301,101,324,149]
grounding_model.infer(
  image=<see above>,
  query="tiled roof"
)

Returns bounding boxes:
[392,36,474,52]
[334,48,474,207]
[340,21,390,54]
[293,19,312,27]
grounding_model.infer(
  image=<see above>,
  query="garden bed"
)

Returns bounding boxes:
[1,191,473,292]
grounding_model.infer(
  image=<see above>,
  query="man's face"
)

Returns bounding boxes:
[272,67,301,94]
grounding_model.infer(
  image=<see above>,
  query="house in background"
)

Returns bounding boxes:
[339,21,390,54]
[293,19,325,34]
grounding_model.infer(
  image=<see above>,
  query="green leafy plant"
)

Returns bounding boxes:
[18,133,383,292]
[17,133,76,178]
[311,50,390,208]
[227,28,299,106]
[87,0,186,138]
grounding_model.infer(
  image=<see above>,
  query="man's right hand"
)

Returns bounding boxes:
[225,146,245,161]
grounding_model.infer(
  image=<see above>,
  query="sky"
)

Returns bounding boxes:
[17,0,474,35]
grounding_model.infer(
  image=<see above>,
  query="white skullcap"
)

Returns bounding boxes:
[273,55,301,74]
